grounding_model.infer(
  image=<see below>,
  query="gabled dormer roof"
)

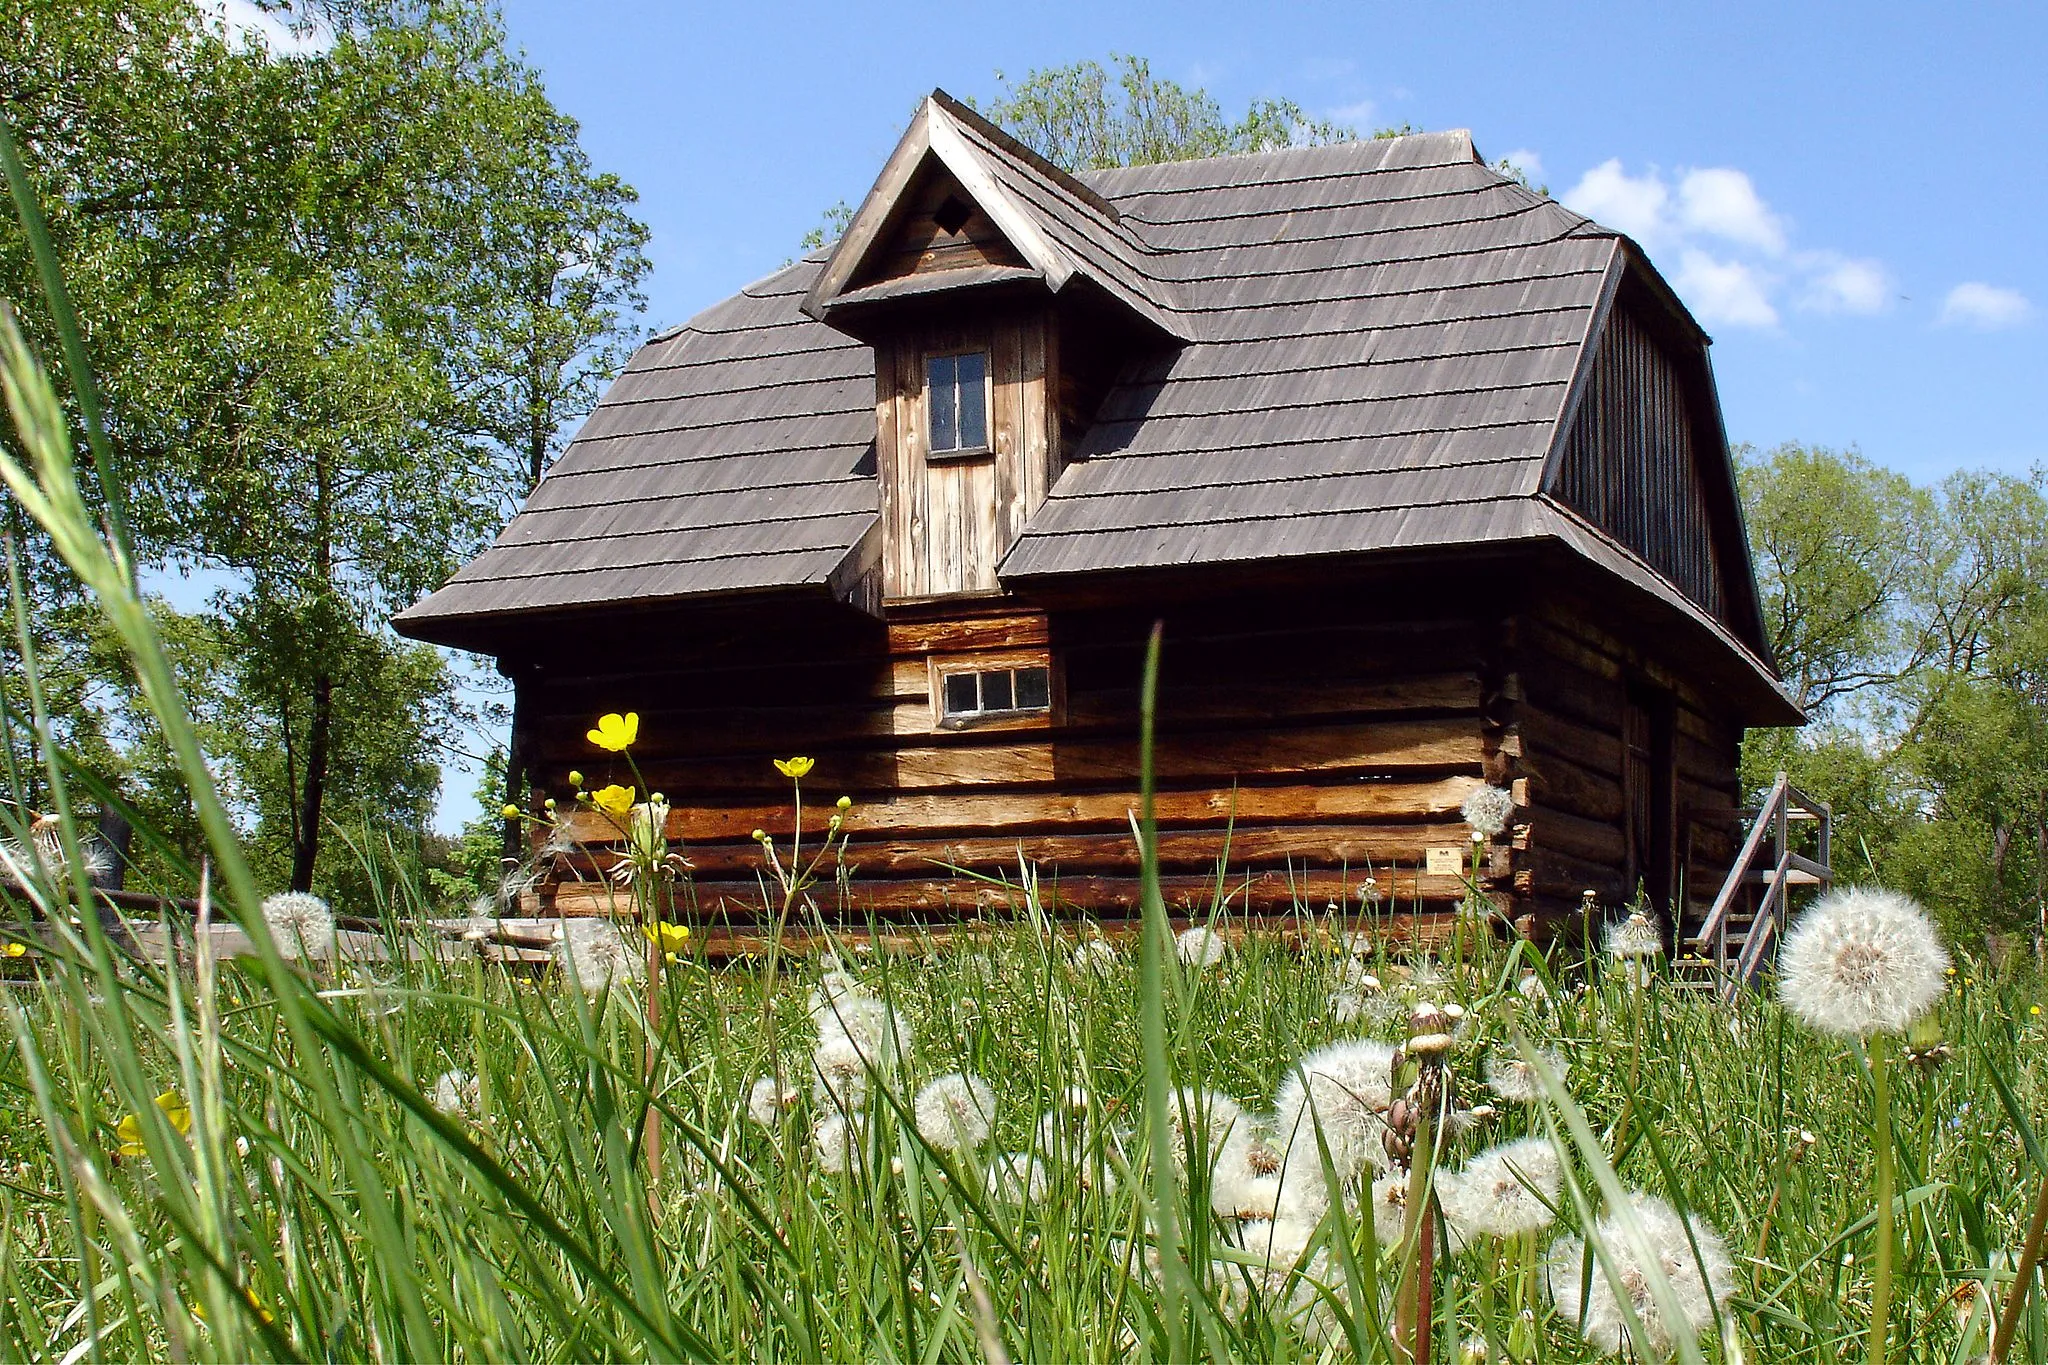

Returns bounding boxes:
[801,91,1187,341]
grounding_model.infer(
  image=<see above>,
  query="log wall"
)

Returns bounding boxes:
[513,595,1509,926]
[1499,592,1744,932]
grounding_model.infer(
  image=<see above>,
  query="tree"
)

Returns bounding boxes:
[1,0,648,892]
[976,55,1362,173]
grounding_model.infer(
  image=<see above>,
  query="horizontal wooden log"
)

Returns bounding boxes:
[555,774,1482,844]
[533,867,1482,919]
[1527,806,1627,866]
[886,612,1050,657]
[532,716,1486,797]
[1515,705,1625,779]
[1518,743,1626,824]
[547,819,1484,882]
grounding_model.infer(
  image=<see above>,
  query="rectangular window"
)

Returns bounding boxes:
[939,665,1051,722]
[926,351,989,454]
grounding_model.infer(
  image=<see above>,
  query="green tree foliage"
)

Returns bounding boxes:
[0,0,647,893]
[1739,443,2048,945]
[976,54,1362,173]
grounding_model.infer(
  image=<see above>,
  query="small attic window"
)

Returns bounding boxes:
[932,194,973,236]
[926,351,989,455]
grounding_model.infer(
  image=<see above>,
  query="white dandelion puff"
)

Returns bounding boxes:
[812,1112,864,1175]
[984,1151,1048,1203]
[553,917,642,994]
[809,1034,876,1112]
[1777,887,1949,1037]
[1485,1047,1567,1105]
[914,1072,997,1152]
[1517,971,1553,1006]
[1071,937,1121,970]
[1440,1137,1563,1240]
[1605,911,1665,960]
[811,990,914,1067]
[1166,1088,1248,1173]
[430,1069,478,1116]
[1365,1171,1412,1247]
[262,891,336,961]
[1175,925,1229,969]
[1272,1039,1399,1206]
[1547,1192,1735,1359]
[1461,784,1516,838]
[747,1075,801,1129]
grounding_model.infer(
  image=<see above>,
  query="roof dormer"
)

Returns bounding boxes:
[801,91,1186,344]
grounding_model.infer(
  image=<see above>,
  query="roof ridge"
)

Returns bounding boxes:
[927,88,1123,225]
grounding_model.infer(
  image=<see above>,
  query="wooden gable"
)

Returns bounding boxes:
[852,161,1029,289]
[1547,293,1736,629]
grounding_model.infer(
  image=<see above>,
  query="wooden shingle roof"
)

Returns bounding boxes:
[395,93,1782,709]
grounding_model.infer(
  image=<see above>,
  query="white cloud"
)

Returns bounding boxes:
[1676,168,1786,255]
[1938,281,2033,329]
[1799,255,1892,315]
[1328,99,1378,128]
[200,0,334,57]
[1499,148,1545,182]
[1562,159,1670,245]
[1675,251,1779,328]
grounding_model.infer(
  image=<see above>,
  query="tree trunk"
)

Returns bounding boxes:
[290,672,334,892]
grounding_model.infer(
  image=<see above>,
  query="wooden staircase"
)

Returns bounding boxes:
[1682,772,1833,1001]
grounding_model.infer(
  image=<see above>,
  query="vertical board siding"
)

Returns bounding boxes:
[1553,307,1728,623]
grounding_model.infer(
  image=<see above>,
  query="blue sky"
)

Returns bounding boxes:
[416,0,2045,828]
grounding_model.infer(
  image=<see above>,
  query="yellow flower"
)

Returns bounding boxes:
[2,942,25,958]
[501,804,521,819]
[774,756,815,779]
[115,1090,192,1158]
[644,922,691,958]
[587,712,639,752]
[589,784,636,819]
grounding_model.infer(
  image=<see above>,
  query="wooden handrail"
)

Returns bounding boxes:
[1691,770,1834,997]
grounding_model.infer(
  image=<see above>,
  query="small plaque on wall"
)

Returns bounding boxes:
[1425,847,1465,876]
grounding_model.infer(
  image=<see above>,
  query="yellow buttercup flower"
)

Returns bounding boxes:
[644,922,691,959]
[589,784,636,819]
[115,1090,192,1158]
[587,712,639,752]
[774,756,815,779]
[2,942,25,958]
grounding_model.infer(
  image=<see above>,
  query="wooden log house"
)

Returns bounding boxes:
[394,92,1802,942]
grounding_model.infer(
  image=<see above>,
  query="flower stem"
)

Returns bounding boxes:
[1990,1171,2048,1363]
[1868,1033,1896,1365]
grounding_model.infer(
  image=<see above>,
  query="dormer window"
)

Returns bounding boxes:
[926,351,989,455]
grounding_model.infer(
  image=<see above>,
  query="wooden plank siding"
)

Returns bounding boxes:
[512,599,1508,924]
[1551,304,1729,623]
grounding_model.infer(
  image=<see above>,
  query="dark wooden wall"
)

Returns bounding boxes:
[1500,592,1744,931]
[518,592,1512,926]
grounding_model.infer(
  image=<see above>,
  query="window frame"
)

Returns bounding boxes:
[923,348,993,462]
[926,650,1060,732]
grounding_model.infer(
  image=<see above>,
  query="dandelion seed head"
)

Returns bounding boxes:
[809,1035,874,1112]
[1175,925,1228,969]
[913,1072,996,1152]
[1366,1171,1411,1247]
[1273,1039,1398,1203]
[1070,937,1120,970]
[1777,887,1950,1037]
[262,892,336,961]
[1441,1137,1562,1239]
[811,990,912,1066]
[812,1112,863,1175]
[1485,1047,1567,1105]
[747,1075,801,1128]
[1517,972,1552,1006]
[1605,912,1664,961]
[1546,1192,1734,1359]
[554,917,642,993]
[1461,784,1516,838]
[984,1151,1048,1203]
[430,1069,478,1116]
